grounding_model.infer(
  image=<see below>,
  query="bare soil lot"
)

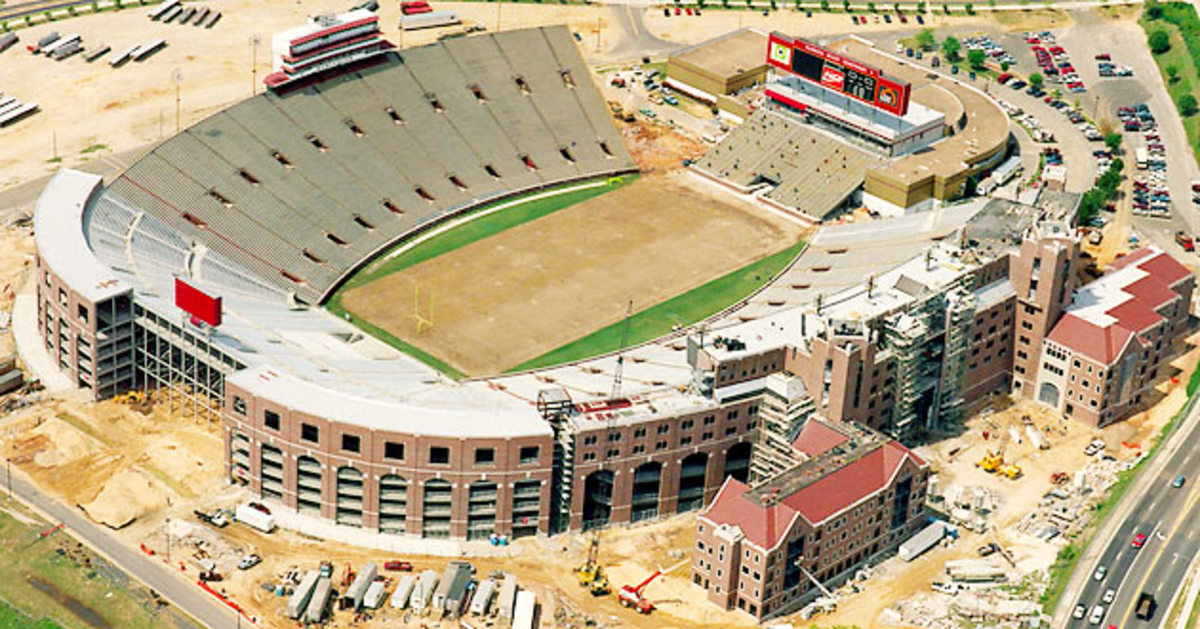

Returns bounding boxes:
[341,173,803,375]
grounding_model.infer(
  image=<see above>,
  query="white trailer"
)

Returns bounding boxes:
[192,7,210,26]
[131,39,167,61]
[390,574,416,609]
[469,579,496,616]
[51,40,82,60]
[0,102,38,127]
[1026,425,1048,450]
[83,44,111,62]
[39,34,80,57]
[899,521,945,561]
[305,576,333,623]
[512,590,537,629]
[148,0,180,20]
[108,44,138,67]
[234,504,276,533]
[399,10,459,30]
[0,33,18,54]
[342,562,378,610]
[496,573,518,619]
[286,570,320,619]
[363,580,386,609]
[161,5,183,23]
[410,569,439,612]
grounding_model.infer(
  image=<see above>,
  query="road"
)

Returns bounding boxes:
[1062,393,1200,628]
[0,143,150,221]
[1,464,241,629]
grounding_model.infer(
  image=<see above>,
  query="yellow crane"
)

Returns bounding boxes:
[578,533,611,596]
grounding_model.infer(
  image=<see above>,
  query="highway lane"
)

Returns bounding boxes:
[1064,402,1200,628]
[2,465,240,629]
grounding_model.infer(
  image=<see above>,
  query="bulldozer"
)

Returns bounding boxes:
[975,450,1004,473]
[998,463,1022,480]
[577,533,611,596]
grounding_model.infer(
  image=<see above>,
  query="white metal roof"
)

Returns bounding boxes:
[36,169,131,303]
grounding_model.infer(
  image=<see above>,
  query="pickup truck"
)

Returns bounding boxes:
[1136,592,1156,620]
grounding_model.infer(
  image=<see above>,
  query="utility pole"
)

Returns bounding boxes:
[5,457,11,499]
[165,517,171,564]
[172,68,183,134]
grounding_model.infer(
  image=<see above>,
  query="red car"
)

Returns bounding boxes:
[248,502,271,515]
[1096,53,1111,60]
[1132,533,1148,548]
[384,560,414,571]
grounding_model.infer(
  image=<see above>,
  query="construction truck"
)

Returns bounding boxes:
[577,534,611,596]
[618,559,688,614]
[975,450,1004,473]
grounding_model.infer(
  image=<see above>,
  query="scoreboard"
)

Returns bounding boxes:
[766,33,910,117]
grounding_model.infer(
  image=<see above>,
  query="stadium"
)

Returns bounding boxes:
[32,19,819,543]
[31,13,1028,551]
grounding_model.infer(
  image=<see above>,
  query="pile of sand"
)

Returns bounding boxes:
[28,420,102,467]
[80,469,167,529]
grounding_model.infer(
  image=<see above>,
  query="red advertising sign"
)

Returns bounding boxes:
[766,32,911,116]
[175,278,223,327]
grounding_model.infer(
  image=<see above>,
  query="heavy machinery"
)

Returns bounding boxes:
[618,559,688,614]
[975,450,1004,473]
[577,534,611,596]
[998,463,1023,480]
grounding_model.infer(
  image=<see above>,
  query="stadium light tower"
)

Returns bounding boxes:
[250,34,262,96]
[172,68,183,134]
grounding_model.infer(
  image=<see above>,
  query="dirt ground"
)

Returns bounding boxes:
[341,172,804,375]
[0,394,224,530]
[620,120,708,173]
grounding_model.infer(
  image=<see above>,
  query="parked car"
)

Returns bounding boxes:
[237,554,262,570]
[384,560,414,571]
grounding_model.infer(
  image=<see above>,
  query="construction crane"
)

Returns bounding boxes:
[577,533,611,596]
[618,558,688,614]
[610,300,634,401]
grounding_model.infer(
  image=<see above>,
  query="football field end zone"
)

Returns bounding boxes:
[327,175,635,379]
[505,238,807,373]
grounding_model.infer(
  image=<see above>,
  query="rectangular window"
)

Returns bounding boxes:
[430,446,450,465]
[342,434,361,453]
[232,396,247,415]
[384,441,405,460]
[264,410,280,431]
[519,445,539,465]
[301,423,319,443]
[475,447,495,465]
[77,304,89,324]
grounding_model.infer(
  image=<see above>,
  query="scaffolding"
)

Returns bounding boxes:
[938,286,976,428]
[750,372,816,487]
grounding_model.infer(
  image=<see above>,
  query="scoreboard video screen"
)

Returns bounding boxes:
[766,34,911,117]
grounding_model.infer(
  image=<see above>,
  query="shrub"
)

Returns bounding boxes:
[1181,94,1198,116]
[1146,0,1163,18]
[1149,29,1170,54]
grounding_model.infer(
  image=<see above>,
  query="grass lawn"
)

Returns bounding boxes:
[328,176,634,378]
[0,503,183,629]
[1140,4,1200,169]
[508,239,806,372]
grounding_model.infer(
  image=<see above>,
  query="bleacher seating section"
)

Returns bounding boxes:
[696,110,885,220]
[106,26,635,304]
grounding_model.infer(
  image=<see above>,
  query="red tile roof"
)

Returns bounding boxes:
[1108,247,1155,270]
[1110,247,1190,286]
[1122,275,1178,310]
[791,420,849,457]
[1106,298,1164,335]
[702,440,923,549]
[1046,313,1134,365]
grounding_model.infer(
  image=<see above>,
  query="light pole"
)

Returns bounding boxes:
[250,35,261,96]
[5,457,11,498]
[172,68,183,134]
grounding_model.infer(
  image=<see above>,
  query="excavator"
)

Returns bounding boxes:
[577,533,611,596]
[618,559,689,614]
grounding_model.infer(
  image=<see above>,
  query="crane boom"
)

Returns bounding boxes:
[610,300,634,401]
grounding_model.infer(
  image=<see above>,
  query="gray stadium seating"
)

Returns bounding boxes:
[108,26,635,303]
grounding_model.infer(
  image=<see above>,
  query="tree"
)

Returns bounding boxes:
[1104,132,1122,153]
[943,4,951,14]
[1029,72,1044,88]
[1145,0,1163,19]
[965,2,974,14]
[1181,94,1198,116]
[894,3,902,12]
[868,1,876,11]
[968,49,987,70]
[916,28,936,51]
[844,0,851,11]
[1167,64,1180,82]
[1149,29,1170,54]
[1001,60,1011,72]
[942,36,962,62]
[916,1,925,12]
[821,0,830,10]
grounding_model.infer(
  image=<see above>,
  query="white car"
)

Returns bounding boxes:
[1073,604,1086,619]
[1093,565,1108,581]
[931,581,960,595]
[1103,588,1115,603]
[1089,604,1105,625]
